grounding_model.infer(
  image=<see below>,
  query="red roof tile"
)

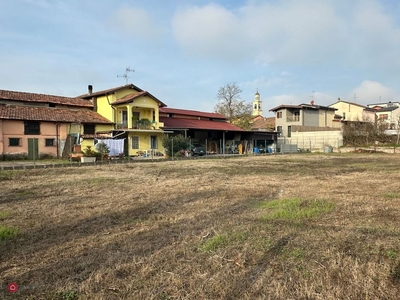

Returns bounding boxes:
[0,105,112,124]
[0,89,92,107]
[160,117,243,131]
[159,107,227,119]
[251,116,275,131]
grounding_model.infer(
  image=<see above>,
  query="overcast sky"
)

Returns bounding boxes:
[2,0,400,116]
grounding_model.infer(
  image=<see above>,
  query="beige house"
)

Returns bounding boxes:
[329,98,376,122]
[269,103,338,137]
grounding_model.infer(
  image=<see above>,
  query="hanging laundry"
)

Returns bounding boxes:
[96,139,125,156]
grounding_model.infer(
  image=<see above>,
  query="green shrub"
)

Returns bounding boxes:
[2,152,28,161]
[162,134,190,157]
[39,153,55,159]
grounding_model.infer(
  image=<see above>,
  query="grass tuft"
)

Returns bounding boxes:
[0,210,11,220]
[198,232,245,252]
[385,192,400,199]
[0,225,18,241]
[259,197,335,222]
[55,290,79,300]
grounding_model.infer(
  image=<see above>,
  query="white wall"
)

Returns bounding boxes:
[279,130,343,151]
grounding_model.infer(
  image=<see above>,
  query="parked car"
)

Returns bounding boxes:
[190,145,205,156]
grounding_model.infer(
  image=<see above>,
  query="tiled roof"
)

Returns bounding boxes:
[78,84,144,99]
[0,105,113,124]
[160,107,227,119]
[160,117,243,131]
[251,116,275,130]
[375,106,398,112]
[112,91,167,107]
[0,89,92,107]
[80,133,113,139]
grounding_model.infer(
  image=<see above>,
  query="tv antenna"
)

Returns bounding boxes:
[117,67,135,84]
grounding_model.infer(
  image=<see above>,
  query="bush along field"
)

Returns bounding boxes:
[0,153,400,299]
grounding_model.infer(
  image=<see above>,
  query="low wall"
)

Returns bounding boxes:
[279,130,343,151]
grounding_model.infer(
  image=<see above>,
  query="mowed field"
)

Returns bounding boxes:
[1,154,400,300]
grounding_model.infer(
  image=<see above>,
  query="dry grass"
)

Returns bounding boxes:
[1,153,400,299]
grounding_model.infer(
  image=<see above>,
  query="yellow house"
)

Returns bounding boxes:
[79,84,167,157]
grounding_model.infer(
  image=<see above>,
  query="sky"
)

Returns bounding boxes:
[2,0,400,116]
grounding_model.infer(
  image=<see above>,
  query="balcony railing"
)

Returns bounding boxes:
[116,122,128,129]
[286,116,300,122]
[116,120,158,130]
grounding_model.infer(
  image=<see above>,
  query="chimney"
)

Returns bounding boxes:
[88,85,93,95]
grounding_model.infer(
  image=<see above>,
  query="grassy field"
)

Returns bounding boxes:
[1,153,400,299]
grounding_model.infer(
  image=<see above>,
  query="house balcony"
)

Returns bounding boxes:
[116,120,163,130]
[286,116,300,122]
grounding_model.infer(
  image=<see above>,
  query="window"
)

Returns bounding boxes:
[277,126,282,133]
[83,124,95,134]
[122,111,128,126]
[131,136,139,149]
[288,126,292,138]
[277,111,282,118]
[45,138,55,146]
[9,138,20,146]
[24,121,40,135]
[294,111,300,121]
[379,114,388,120]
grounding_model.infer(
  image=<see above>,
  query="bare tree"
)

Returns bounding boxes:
[342,115,389,150]
[215,82,252,129]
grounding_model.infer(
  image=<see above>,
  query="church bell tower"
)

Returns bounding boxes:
[252,90,262,116]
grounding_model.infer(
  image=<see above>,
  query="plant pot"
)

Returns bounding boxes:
[81,156,96,163]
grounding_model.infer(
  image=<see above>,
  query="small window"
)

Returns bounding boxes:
[277,111,282,118]
[83,124,95,134]
[9,138,20,146]
[24,121,40,135]
[132,136,139,149]
[277,126,282,133]
[288,126,292,138]
[45,138,55,146]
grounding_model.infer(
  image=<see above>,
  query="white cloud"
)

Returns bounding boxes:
[171,0,400,69]
[172,4,245,60]
[267,94,300,108]
[108,5,164,40]
[350,80,396,104]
